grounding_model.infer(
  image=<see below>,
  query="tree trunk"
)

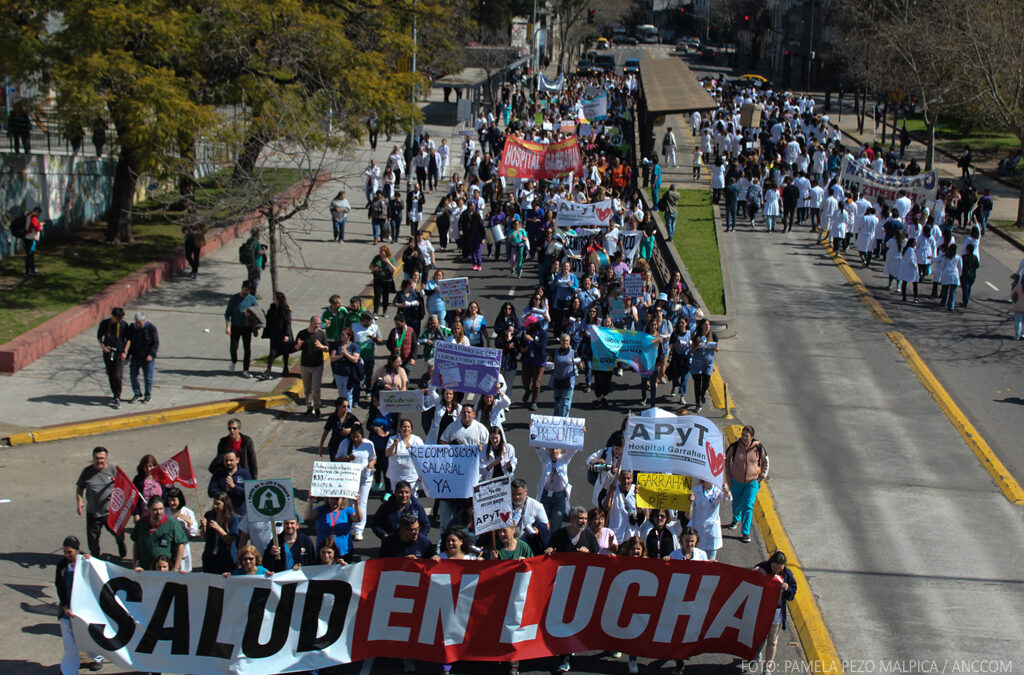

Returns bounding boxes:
[1017,165,1024,228]
[233,133,265,183]
[173,136,198,216]
[268,209,280,297]
[925,119,936,172]
[106,146,139,243]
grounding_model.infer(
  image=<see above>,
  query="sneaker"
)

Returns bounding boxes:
[726,519,740,530]
[130,394,142,403]
[314,408,322,417]
[142,396,151,403]
[529,402,538,411]
[695,405,703,413]
[243,370,253,379]
[305,408,314,417]
[628,659,639,674]
[88,662,103,672]
[112,398,121,409]
[229,362,236,373]
[353,533,364,541]
[559,657,571,672]
[741,534,752,543]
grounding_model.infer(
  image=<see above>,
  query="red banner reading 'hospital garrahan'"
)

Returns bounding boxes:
[499,135,584,180]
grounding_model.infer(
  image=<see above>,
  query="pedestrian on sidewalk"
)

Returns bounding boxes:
[662,186,680,239]
[662,127,677,167]
[725,425,768,544]
[126,312,158,403]
[239,228,265,298]
[650,156,663,209]
[692,145,703,180]
[723,178,739,232]
[364,159,381,206]
[76,447,127,560]
[369,190,388,245]
[330,191,351,242]
[21,205,43,276]
[262,291,294,378]
[225,280,259,377]
[97,307,130,408]
[295,315,329,417]
[960,243,980,308]
[183,223,204,278]
[710,157,725,204]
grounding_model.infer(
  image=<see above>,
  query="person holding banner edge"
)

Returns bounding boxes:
[56,536,105,673]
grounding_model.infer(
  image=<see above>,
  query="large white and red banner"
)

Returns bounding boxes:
[499,136,584,180]
[72,554,780,674]
[151,446,198,489]
[106,467,141,535]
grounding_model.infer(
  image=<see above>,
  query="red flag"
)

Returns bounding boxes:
[152,446,198,489]
[106,467,141,536]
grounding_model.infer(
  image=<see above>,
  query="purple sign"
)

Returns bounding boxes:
[430,341,501,396]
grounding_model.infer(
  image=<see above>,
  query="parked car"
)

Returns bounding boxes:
[594,54,617,73]
[618,35,638,45]
[596,37,610,49]
[623,58,640,74]
[575,59,599,76]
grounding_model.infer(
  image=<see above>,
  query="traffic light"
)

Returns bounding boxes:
[743,14,750,21]
[588,8,595,23]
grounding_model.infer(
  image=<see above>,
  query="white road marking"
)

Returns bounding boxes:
[985,281,999,291]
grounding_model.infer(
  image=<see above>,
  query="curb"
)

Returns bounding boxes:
[886,330,1024,504]
[987,224,1024,253]
[820,239,893,325]
[3,378,303,447]
[0,171,332,374]
[722,423,846,675]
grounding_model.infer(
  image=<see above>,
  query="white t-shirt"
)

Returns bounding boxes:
[670,547,709,561]
[387,435,423,488]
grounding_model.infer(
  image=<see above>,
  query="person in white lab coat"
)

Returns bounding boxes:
[686,480,731,559]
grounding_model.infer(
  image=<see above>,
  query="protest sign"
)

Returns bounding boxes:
[106,468,141,536]
[589,326,658,375]
[380,389,424,415]
[579,122,593,137]
[529,414,586,451]
[555,198,614,229]
[72,554,780,674]
[635,473,693,510]
[309,461,362,499]
[472,475,513,536]
[839,157,938,206]
[407,444,479,498]
[622,414,725,487]
[537,72,564,92]
[582,93,608,121]
[437,276,470,310]
[244,478,294,523]
[559,119,576,135]
[619,230,643,263]
[431,341,501,395]
[623,273,645,298]
[499,135,584,180]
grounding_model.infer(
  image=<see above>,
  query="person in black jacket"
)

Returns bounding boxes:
[781,176,800,232]
[262,518,316,571]
[545,506,599,555]
[754,550,798,672]
[208,418,259,478]
[126,311,159,403]
[97,307,130,408]
[371,481,430,542]
[261,291,294,379]
[56,536,104,672]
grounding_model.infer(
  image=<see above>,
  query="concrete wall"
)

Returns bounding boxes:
[0,152,116,259]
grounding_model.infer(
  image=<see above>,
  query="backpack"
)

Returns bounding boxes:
[9,214,27,239]
[239,240,255,266]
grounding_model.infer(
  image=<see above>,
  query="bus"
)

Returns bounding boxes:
[637,24,658,43]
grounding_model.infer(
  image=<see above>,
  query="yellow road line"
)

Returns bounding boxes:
[821,240,893,324]
[4,378,303,447]
[886,331,1024,504]
[724,426,846,675]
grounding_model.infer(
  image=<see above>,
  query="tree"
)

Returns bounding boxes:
[552,0,593,75]
[951,0,1024,226]
[838,0,968,171]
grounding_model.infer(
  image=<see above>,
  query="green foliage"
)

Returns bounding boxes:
[673,190,725,316]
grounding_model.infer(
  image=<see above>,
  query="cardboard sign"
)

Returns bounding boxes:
[380,390,424,415]
[529,415,586,451]
[437,276,470,310]
[623,273,645,298]
[635,473,693,510]
[244,478,294,523]
[309,462,362,500]
[431,341,501,396]
[472,475,513,536]
[407,445,480,498]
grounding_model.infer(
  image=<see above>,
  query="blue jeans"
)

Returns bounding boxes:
[540,489,568,532]
[725,206,738,230]
[552,387,574,417]
[1015,313,1024,339]
[942,284,958,309]
[333,373,354,405]
[730,479,761,536]
[372,219,385,241]
[665,212,677,239]
[961,280,974,306]
[765,215,777,232]
[129,357,155,398]
[333,216,348,241]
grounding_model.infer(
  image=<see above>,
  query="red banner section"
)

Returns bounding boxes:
[499,136,584,180]
[152,446,198,489]
[106,467,141,535]
[352,554,780,663]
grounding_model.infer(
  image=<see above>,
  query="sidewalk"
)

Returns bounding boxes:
[0,89,464,440]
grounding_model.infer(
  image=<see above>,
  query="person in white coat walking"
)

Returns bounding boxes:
[898,238,920,302]
[938,244,962,310]
[855,207,879,267]
[762,181,781,232]
[686,479,731,559]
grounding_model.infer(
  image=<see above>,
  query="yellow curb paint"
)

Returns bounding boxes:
[886,331,1024,504]
[724,424,846,675]
[708,366,727,409]
[821,240,893,325]
[5,379,303,447]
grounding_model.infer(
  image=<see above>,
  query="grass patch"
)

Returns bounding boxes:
[0,169,304,345]
[990,219,1023,232]
[901,116,1019,164]
[673,189,725,315]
